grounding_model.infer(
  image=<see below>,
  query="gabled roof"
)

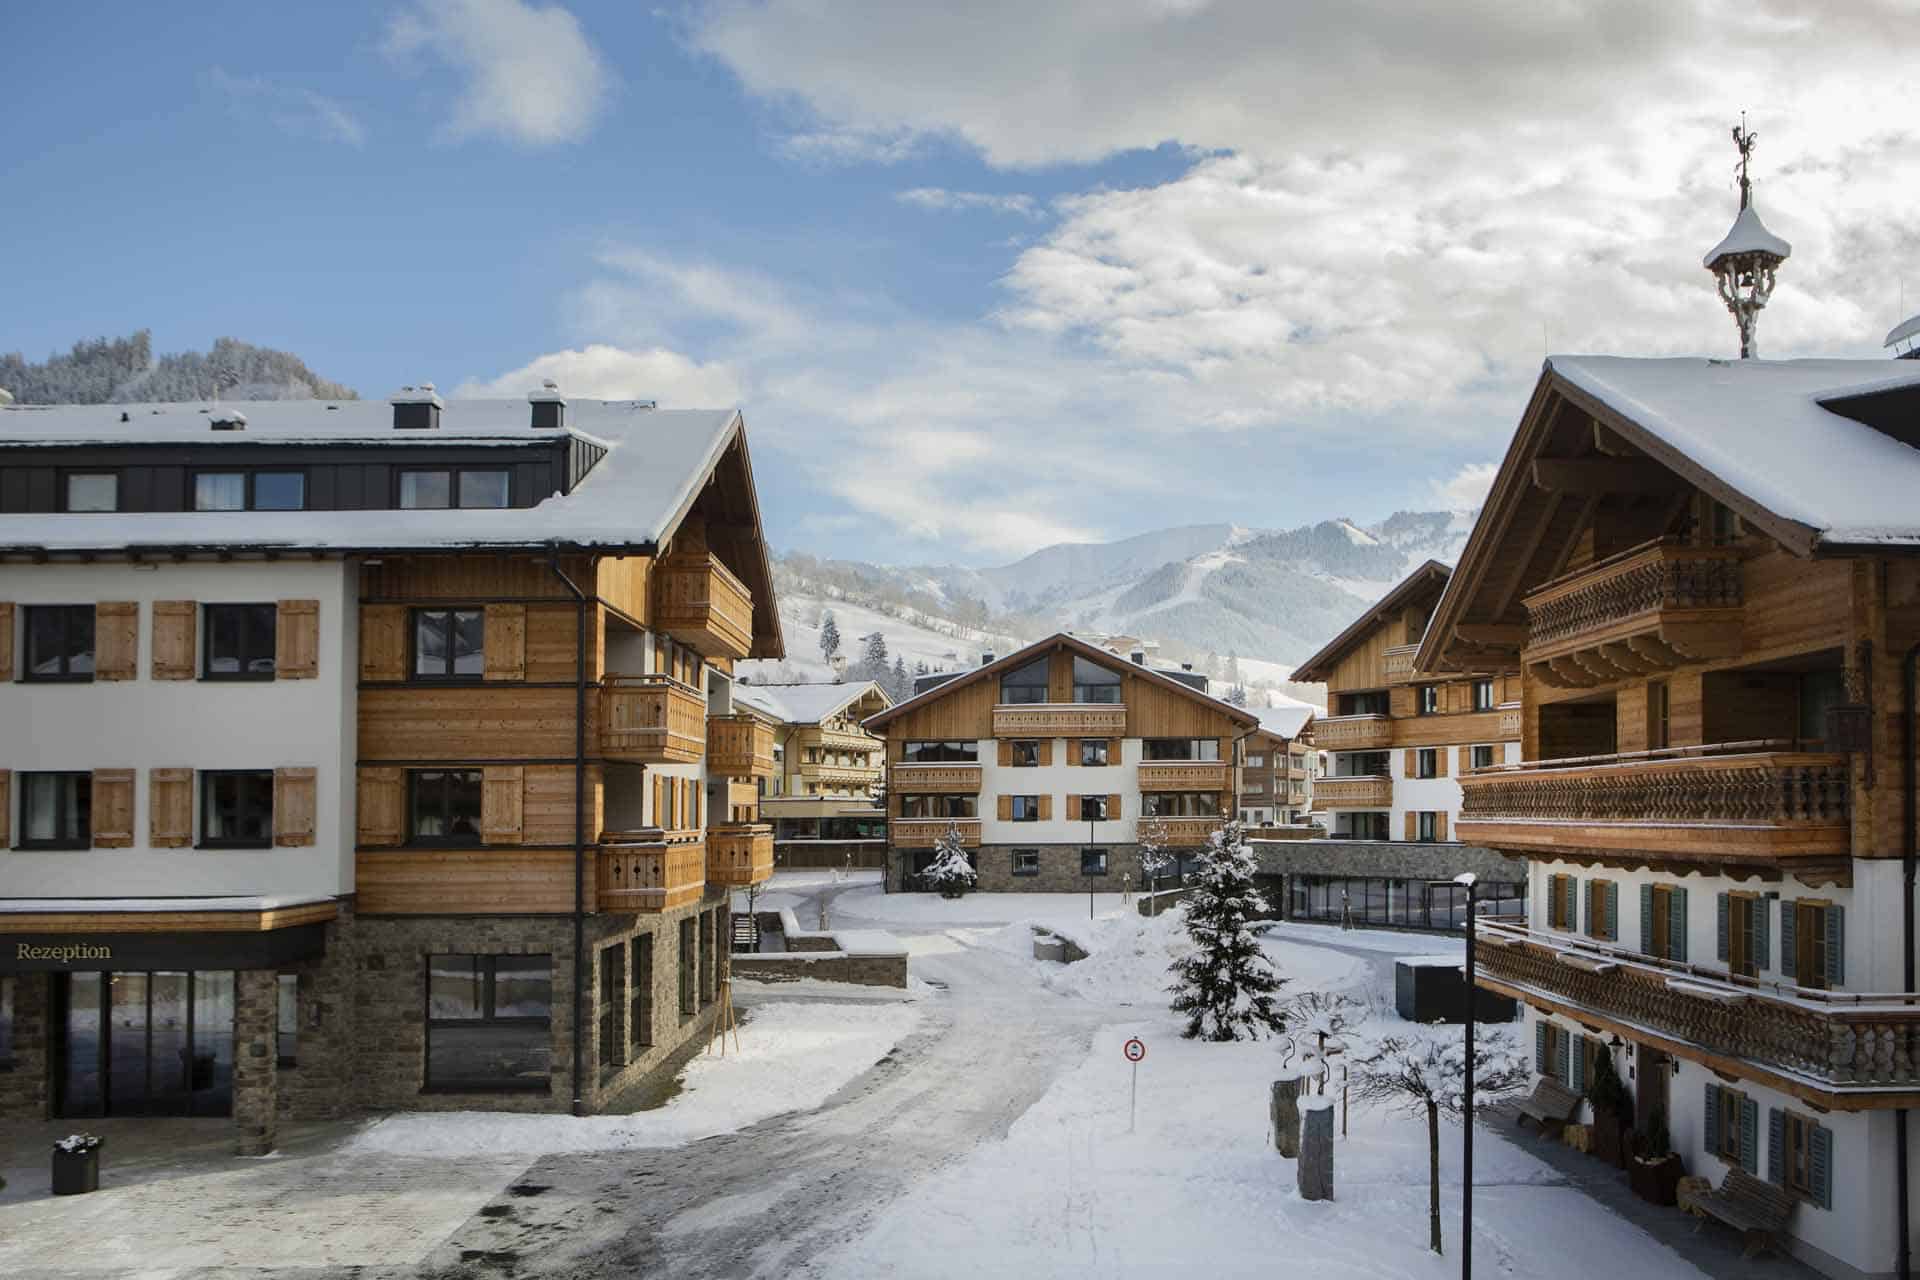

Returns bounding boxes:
[735,680,891,726]
[1288,560,1451,685]
[1253,701,1316,741]
[862,631,1258,732]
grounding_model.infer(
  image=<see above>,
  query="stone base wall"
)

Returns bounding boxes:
[892,843,1176,893]
[233,969,278,1155]
[0,973,50,1120]
[733,952,908,988]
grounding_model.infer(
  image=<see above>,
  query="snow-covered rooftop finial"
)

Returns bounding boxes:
[1703,115,1791,359]
[1885,312,1920,360]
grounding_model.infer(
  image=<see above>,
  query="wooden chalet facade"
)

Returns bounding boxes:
[734,680,892,869]
[863,633,1257,892]
[1237,704,1317,827]
[1419,354,1920,1280]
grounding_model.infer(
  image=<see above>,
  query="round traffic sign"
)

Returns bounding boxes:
[1124,1037,1147,1063]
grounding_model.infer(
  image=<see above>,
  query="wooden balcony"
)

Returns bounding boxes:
[1384,644,1420,685]
[1158,817,1224,847]
[890,818,982,847]
[1315,715,1392,750]
[806,725,877,753]
[889,763,983,793]
[596,828,706,913]
[707,823,774,888]
[798,761,879,787]
[1312,776,1393,808]
[1457,744,1850,870]
[1522,538,1742,689]
[654,550,754,661]
[600,675,706,764]
[1138,761,1231,792]
[1497,705,1522,739]
[992,703,1127,738]
[1476,919,1920,1105]
[707,714,775,779]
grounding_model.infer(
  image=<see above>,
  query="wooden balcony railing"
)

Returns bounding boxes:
[654,550,755,661]
[1522,538,1742,688]
[1384,644,1421,685]
[707,823,774,887]
[992,703,1128,738]
[1498,705,1522,739]
[1158,817,1224,846]
[707,714,775,779]
[596,828,706,912]
[798,761,879,787]
[1311,776,1393,808]
[1476,919,1920,1097]
[1315,715,1392,750]
[806,725,878,752]
[889,763,983,793]
[601,675,706,764]
[890,818,982,847]
[1138,761,1231,792]
[723,778,760,820]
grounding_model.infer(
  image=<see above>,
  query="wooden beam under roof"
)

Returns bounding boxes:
[1532,457,1691,495]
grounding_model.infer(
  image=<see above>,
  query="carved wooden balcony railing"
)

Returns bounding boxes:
[890,818,982,847]
[1476,919,1920,1097]
[723,778,760,820]
[804,725,878,753]
[601,675,706,764]
[1457,743,1850,867]
[707,714,775,779]
[1311,776,1393,808]
[1497,705,1523,739]
[1158,817,1225,846]
[797,761,879,787]
[707,823,775,887]
[596,827,706,912]
[1384,644,1421,685]
[1314,715,1393,751]
[654,550,755,661]
[1138,761,1231,792]
[992,703,1128,738]
[1522,538,1743,689]
[889,764,983,794]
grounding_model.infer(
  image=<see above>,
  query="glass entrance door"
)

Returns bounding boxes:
[56,971,235,1117]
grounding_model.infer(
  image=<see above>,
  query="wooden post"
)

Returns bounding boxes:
[1271,1069,1307,1157]
[1299,1097,1335,1201]
[1341,1064,1348,1138]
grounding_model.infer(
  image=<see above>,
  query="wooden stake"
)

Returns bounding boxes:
[707,979,741,1057]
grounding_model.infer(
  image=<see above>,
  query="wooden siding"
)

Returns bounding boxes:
[357,848,579,914]
[360,686,580,760]
[595,555,653,625]
[1392,707,1511,749]
[360,553,588,602]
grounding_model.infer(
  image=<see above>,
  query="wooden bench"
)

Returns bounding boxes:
[1692,1167,1794,1259]
[1514,1078,1581,1136]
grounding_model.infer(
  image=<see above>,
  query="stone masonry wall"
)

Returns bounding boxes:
[0,973,50,1121]
[233,968,279,1155]
[732,952,908,988]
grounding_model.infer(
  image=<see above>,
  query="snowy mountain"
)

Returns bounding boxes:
[1,331,357,404]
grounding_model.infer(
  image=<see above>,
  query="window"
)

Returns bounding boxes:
[17,771,90,849]
[1416,811,1439,842]
[1585,878,1618,941]
[413,608,485,679]
[1079,739,1109,766]
[203,603,277,678]
[1012,850,1040,877]
[901,740,978,763]
[1081,848,1109,876]
[999,656,1050,704]
[460,470,511,509]
[678,919,697,1018]
[1246,753,1265,768]
[1144,739,1219,761]
[1071,656,1122,705]
[1009,796,1042,822]
[193,471,305,511]
[200,770,274,848]
[631,935,654,1049]
[1011,740,1040,767]
[898,794,977,819]
[1774,1110,1832,1208]
[598,943,625,1074]
[1646,680,1670,750]
[63,472,118,512]
[1336,751,1390,778]
[398,470,452,509]
[1472,679,1495,711]
[1546,873,1577,931]
[1722,892,1765,978]
[426,954,553,1090]
[1338,690,1390,716]
[1786,900,1844,989]
[194,472,247,511]
[1414,749,1438,779]
[1079,795,1109,821]
[1142,792,1220,817]
[1643,884,1689,961]
[409,769,483,843]
[1417,684,1439,715]
[1706,1083,1755,1171]
[277,974,299,1068]
[1471,744,1496,770]
[24,605,95,680]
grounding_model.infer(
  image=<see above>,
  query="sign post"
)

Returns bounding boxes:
[1124,1037,1147,1132]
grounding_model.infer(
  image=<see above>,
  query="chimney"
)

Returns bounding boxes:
[530,380,566,429]
[980,651,995,667]
[209,408,247,432]
[1130,649,1146,665]
[1181,662,1193,671]
[391,383,443,430]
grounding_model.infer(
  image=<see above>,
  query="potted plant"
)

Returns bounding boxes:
[1629,1106,1685,1206]
[1587,1048,1632,1168]
[51,1133,103,1196]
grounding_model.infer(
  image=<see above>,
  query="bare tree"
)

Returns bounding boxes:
[1137,816,1173,915]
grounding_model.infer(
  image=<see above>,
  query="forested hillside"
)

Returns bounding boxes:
[1,331,356,404]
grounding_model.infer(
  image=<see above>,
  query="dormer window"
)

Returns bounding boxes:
[62,472,118,513]
[399,469,511,510]
[193,470,305,512]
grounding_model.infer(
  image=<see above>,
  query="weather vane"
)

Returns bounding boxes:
[1704,114,1789,358]
[1731,113,1756,211]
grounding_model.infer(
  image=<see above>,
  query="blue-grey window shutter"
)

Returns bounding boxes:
[1640,883,1655,954]
[1581,878,1590,935]
[1569,1034,1586,1095]
[1605,882,1619,941]
[1826,905,1845,987]
[1704,1083,1721,1154]
[1810,1123,1832,1210]
[1535,1019,1549,1074]
[1767,1108,1785,1185]
[1740,1096,1759,1173]
[1717,893,1730,962]
[1781,901,1797,982]
[1557,1026,1573,1091]
[1670,887,1689,962]
[1753,896,1770,971]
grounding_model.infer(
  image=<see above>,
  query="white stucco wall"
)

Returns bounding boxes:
[2,561,356,900]
[978,737,1143,844]
[1390,738,1519,832]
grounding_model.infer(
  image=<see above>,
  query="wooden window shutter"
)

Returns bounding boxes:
[152,602,197,680]
[1640,884,1654,955]
[484,604,526,682]
[1037,739,1053,766]
[1533,1019,1549,1073]
[95,603,138,680]
[150,768,193,847]
[1567,1031,1585,1094]
[997,795,1012,821]
[1767,1108,1786,1185]
[1435,812,1448,842]
[1435,749,1448,778]
[481,766,525,844]
[1457,746,1471,774]
[1067,795,1081,821]
[1826,905,1845,986]
[1038,794,1051,820]
[0,602,12,682]
[998,740,1013,767]
[1404,811,1417,841]
[1703,1083,1721,1154]
[1751,896,1770,971]
[1781,901,1799,981]
[1561,875,1578,931]
[1605,881,1618,940]
[1739,1096,1759,1173]
[1669,887,1688,962]
[1809,1122,1833,1209]
[91,769,135,847]
[0,769,9,847]
[1717,893,1730,961]
[276,600,320,679]
[1390,686,1415,718]
[1107,793,1120,819]
[357,767,405,847]
[1403,748,1417,777]
[1064,739,1079,767]
[359,605,407,682]
[274,767,317,846]
[1108,737,1121,763]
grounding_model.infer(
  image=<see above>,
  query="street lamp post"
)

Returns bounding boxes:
[1456,871,1479,1280]
[1088,811,1098,920]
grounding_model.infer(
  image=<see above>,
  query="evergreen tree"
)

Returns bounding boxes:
[1136,817,1174,915]
[891,655,909,699]
[1168,820,1286,1041]
[1226,651,1242,684]
[922,822,978,898]
[818,610,842,664]
[1226,684,1249,707]
[863,631,889,668]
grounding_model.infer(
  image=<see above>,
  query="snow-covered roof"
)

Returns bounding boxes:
[1886,313,1920,350]
[0,398,742,553]
[1550,356,1920,547]
[0,894,334,913]
[1255,702,1315,740]
[735,680,889,726]
[1702,203,1791,267]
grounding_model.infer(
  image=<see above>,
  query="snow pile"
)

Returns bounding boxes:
[342,1002,918,1157]
[1037,910,1195,1004]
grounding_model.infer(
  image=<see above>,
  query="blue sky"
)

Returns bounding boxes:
[3,1,1914,566]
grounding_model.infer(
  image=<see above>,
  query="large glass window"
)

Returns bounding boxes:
[1417,685,1440,715]
[409,769,483,843]
[1336,690,1390,716]
[898,794,977,819]
[200,771,274,848]
[900,740,978,763]
[18,771,90,848]
[459,470,511,509]
[1143,739,1220,761]
[1071,657,1121,704]
[1009,795,1042,822]
[64,472,118,512]
[1011,850,1040,877]
[413,608,485,678]
[1079,739,1110,766]
[1010,740,1040,767]
[1141,792,1220,817]
[426,955,553,1090]
[1417,811,1439,842]
[1079,795,1109,821]
[1473,679,1495,711]
[192,471,304,511]
[1414,749,1438,779]
[253,472,306,511]
[1081,848,1109,876]
[1471,744,1496,770]
[398,469,510,510]
[204,604,277,678]
[194,472,247,511]
[24,605,95,680]
[398,470,453,509]
[1335,751,1390,777]
[999,656,1050,705]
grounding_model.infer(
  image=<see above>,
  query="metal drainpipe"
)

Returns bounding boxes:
[1901,643,1918,1280]
[548,551,591,1118]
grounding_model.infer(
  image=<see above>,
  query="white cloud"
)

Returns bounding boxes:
[781,126,920,167]
[896,188,1042,218]
[453,344,744,405]
[1432,462,1498,511]
[384,0,611,146]
[208,69,366,146]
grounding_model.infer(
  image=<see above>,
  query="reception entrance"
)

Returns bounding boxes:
[55,971,235,1117]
